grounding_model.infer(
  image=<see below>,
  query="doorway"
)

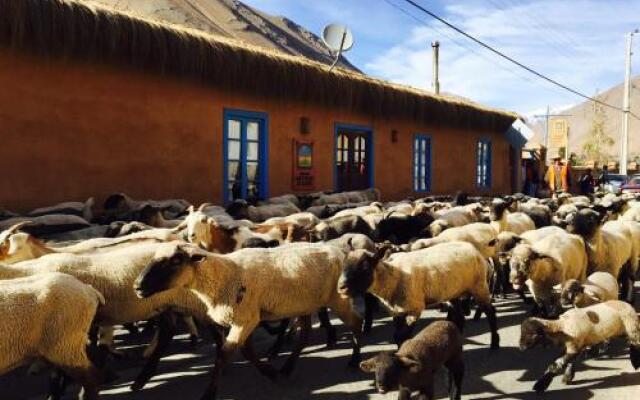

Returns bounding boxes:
[335,125,373,192]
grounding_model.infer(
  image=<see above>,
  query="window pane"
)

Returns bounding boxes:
[228,161,240,181]
[247,161,259,182]
[247,141,258,161]
[228,140,240,160]
[228,120,241,139]
[247,122,259,141]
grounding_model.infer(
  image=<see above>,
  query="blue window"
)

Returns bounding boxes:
[413,135,431,192]
[476,139,492,188]
[223,109,268,203]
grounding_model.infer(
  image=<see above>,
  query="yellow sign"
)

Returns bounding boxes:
[549,119,568,148]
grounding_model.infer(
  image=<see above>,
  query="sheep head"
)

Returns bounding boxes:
[0,221,35,263]
[226,199,250,220]
[519,318,551,350]
[560,279,583,306]
[490,199,511,222]
[359,351,420,394]
[134,243,206,298]
[338,248,386,298]
[508,245,551,289]
[567,208,602,239]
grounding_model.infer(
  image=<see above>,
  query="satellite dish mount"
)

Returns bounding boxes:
[322,23,354,72]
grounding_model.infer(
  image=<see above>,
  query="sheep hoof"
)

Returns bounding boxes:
[490,334,500,350]
[562,365,574,384]
[533,374,553,393]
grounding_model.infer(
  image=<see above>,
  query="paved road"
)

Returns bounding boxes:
[2,285,639,400]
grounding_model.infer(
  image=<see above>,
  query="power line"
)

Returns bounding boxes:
[381,0,570,99]
[397,0,636,117]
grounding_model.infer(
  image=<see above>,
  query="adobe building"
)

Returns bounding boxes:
[0,0,523,212]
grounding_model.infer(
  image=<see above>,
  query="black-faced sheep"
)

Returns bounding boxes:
[372,213,434,244]
[337,241,499,348]
[360,320,464,400]
[0,272,106,400]
[520,300,640,393]
[509,231,588,317]
[134,242,363,399]
[560,272,618,308]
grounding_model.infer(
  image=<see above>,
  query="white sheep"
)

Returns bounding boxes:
[561,272,619,308]
[0,222,179,264]
[520,300,640,393]
[410,223,498,260]
[0,272,105,399]
[509,231,588,317]
[133,242,364,399]
[1,241,211,391]
[338,241,500,349]
[490,199,535,234]
[428,204,482,236]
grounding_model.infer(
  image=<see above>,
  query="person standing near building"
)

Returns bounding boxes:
[579,168,595,195]
[545,155,571,194]
[598,165,609,190]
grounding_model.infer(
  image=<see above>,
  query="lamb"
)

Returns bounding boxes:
[133,242,364,399]
[0,272,106,400]
[489,199,535,234]
[226,199,300,222]
[509,231,588,317]
[428,204,482,236]
[360,321,464,400]
[262,212,320,229]
[337,241,500,348]
[1,241,213,391]
[519,300,640,393]
[561,272,619,308]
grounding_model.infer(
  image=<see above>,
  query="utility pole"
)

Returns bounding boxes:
[621,29,638,176]
[432,41,440,95]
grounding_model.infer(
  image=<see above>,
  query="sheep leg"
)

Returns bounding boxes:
[240,334,279,381]
[62,367,102,400]
[393,315,412,346]
[445,356,464,400]
[533,352,578,393]
[200,324,251,400]
[265,319,291,360]
[363,294,378,334]
[478,302,500,350]
[317,308,338,348]
[415,381,434,400]
[280,315,312,376]
[131,312,176,391]
[397,386,412,400]
[446,300,466,333]
[182,315,200,348]
[46,369,67,400]
[331,296,363,367]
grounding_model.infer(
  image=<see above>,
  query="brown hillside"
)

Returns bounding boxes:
[87,0,359,71]
[528,76,640,161]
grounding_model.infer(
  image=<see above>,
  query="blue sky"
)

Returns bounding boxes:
[244,0,640,115]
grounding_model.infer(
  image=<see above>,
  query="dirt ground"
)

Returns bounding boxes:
[2,286,639,400]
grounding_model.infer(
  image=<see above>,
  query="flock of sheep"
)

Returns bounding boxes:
[1,188,640,400]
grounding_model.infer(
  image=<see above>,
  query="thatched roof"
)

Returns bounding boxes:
[0,0,518,131]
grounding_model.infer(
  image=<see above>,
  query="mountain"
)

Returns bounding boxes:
[86,0,359,71]
[527,76,640,162]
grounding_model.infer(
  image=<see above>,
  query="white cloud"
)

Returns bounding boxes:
[364,0,640,114]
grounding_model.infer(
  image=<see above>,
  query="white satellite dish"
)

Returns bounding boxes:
[322,23,354,72]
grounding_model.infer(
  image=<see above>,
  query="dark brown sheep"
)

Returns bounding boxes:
[360,320,464,400]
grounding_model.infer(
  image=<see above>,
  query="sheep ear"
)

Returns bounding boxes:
[397,355,421,370]
[359,357,378,373]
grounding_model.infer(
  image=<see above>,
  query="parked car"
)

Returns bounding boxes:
[621,175,640,193]
[603,174,627,194]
